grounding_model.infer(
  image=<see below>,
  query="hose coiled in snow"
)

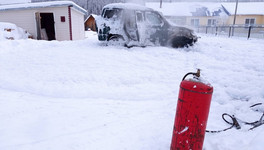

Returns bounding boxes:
[206,103,264,133]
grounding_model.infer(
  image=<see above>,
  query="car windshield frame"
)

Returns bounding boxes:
[102,8,123,20]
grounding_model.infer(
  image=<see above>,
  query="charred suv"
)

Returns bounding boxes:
[96,3,198,48]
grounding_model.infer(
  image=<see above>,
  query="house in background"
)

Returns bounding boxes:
[146,2,264,28]
[0,1,87,41]
[186,3,229,27]
[84,14,97,31]
[146,2,229,28]
[222,2,264,26]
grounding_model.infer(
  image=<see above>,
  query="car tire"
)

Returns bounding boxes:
[108,35,126,46]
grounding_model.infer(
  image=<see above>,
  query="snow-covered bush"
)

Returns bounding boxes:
[0,22,31,40]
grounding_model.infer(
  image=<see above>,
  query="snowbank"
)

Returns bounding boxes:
[0,32,263,150]
[0,22,31,40]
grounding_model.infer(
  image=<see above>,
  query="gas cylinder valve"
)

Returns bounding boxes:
[182,69,201,81]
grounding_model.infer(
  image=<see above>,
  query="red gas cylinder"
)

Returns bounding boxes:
[171,70,213,150]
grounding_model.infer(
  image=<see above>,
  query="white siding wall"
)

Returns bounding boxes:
[50,7,70,41]
[0,6,85,41]
[0,10,37,38]
[70,7,85,40]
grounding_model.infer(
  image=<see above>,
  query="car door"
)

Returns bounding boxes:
[145,11,168,46]
[135,11,146,45]
[124,10,139,42]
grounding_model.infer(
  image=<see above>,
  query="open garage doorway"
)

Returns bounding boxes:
[36,12,56,40]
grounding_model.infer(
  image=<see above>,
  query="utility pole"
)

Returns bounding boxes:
[160,0,162,8]
[232,0,239,36]
[233,0,238,25]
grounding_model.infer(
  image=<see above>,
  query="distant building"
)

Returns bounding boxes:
[84,14,97,31]
[0,1,87,41]
[146,2,264,27]
[146,2,229,27]
[222,2,264,26]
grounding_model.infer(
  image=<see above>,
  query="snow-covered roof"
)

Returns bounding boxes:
[222,2,264,15]
[0,1,87,14]
[146,2,227,17]
[103,3,153,11]
[85,14,98,22]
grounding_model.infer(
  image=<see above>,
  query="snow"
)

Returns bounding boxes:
[85,14,98,22]
[0,22,31,40]
[0,31,264,150]
[178,127,189,134]
[0,1,86,14]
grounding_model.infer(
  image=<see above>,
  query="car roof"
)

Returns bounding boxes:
[103,3,153,11]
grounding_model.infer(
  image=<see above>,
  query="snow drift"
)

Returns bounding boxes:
[0,22,31,40]
[0,32,263,150]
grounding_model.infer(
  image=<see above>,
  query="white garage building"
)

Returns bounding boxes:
[0,1,87,41]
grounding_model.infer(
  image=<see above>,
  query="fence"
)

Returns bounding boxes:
[195,25,264,39]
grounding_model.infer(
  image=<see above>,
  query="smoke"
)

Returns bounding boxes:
[125,0,145,5]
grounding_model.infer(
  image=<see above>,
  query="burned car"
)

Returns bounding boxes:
[96,3,198,48]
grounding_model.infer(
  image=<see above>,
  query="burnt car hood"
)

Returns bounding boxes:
[167,26,198,48]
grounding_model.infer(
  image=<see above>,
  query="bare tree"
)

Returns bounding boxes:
[31,0,125,15]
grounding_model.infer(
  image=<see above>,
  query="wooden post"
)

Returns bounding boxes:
[68,6,73,40]
[228,26,232,38]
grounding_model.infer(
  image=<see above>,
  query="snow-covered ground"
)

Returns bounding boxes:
[0,31,263,150]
